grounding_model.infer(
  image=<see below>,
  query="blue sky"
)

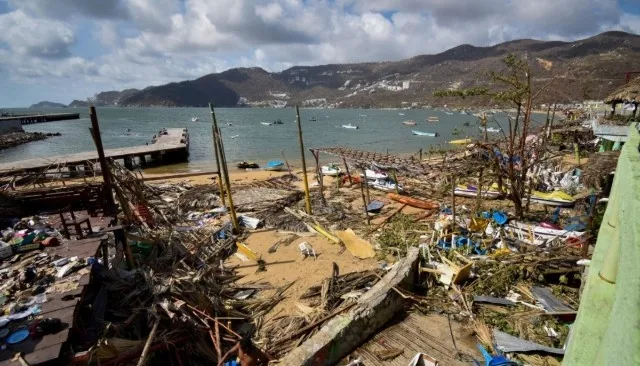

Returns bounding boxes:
[0,0,639,107]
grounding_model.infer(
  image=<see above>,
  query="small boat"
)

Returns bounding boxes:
[444,111,454,115]
[273,119,283,124]
[506,221,586,245]
[264,160,285,171]
[369,177,403,192]
[398,112,405,116]
[342,124,358,129]
[412,130,438,137]
[231,135,239,139]
[427,116,439,122]
[366,200,384,213]
[528,191,575,207]
[260,122,272,126]
[321,164,342,176]
[227,123,233,126]
[482,126,502,133]
[454,184,501,199]
[460,110,469,115]
[237,161,259,169]
[191,117,199,122]
[403,120,417,126]
[360,169,387,179]
[308,117,317,121]
[387,193,439,210]
[449,138,472,144]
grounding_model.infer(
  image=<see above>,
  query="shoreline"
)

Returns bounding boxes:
[0,131,60,151]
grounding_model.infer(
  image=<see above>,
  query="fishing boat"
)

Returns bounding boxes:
[412,130,438,137]
[227,123,233,126]
[273,119,283,125]
[403,120,417,126]
[264,160,285,171]
[231,135,239,139]
[444,111,454,115]
[342,124,358,129]
[308,117,317,121]
[481,126,502,133]
[387,193,439,210]
[368,177,404,192]
[427,116,439,122]
[360,169,388,179]
[454,184,501,199]
[237,161,259,169]
[449,138,472,144]
[260,122,272,126]
[321,164,342,176]
[398,112,405,116]
[528,191,575,207]
[191,117,199,122]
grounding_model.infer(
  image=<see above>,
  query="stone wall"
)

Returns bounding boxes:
[0,119,24,133]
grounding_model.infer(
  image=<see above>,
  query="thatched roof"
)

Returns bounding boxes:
[582,151,620,188]
[605,77,640,104]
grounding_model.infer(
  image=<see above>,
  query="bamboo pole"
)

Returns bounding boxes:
[211,107,239,232]
[360,178,370,225]
[88,107,116,214]
[296,106,312,214]
[451,175,456,228]
[342,157,352,185]
[281,150,293,177]
[136,317,160,366]
[391,168,399,194]
[209,104,226,207]
[362,168,371,204]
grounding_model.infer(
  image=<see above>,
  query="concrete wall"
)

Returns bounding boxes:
[563,123,640,365]
[280,248,419,366]
[0,119,24,133]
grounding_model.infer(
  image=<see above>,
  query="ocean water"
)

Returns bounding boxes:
[0,107,542,172]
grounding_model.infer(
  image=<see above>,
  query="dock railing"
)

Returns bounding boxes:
[563,123,640,365]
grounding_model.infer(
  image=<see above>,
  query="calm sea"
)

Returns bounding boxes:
[0,107,542,173]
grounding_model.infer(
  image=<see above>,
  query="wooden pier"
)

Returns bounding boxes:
[0,128,189,176]
[0,112,80,125]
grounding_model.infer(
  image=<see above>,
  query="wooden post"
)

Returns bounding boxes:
[342,157,352,185]
[281,150,293,177]
[88,106,116,214]
[391,168,399,194]
[211,108,239,232]
[209,104,226,207]
[419,148,423,161]
[451,175,456,229]
[296,106,312,214]
[311,150,326,205]
[476,113,488,212]
[361,168,371,204]
[360,179,370,225]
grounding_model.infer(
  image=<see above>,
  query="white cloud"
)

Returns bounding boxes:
[0,0,638,106]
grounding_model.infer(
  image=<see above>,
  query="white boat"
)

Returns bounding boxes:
[227,123,233,126]
[360,169,388,179]
[368,177,404,192]
[427,116,439,122]
[481,126,502,133]
[191,117,199,122]
[342,124,358,129]
[260,122,272,126]
[454,184,501,199]
[231,135,239,139]
[321,164,342,176]
[444,111,453,115]
[398,112,405,116]
[506,221,585,245]
[403,120,417,126]
[412,130,438,137]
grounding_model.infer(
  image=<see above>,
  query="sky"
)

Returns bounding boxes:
[1,0,639,107]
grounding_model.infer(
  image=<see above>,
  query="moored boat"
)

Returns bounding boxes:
[260,122,272,126]
[191,117,199,122]
[449,138,472,144]
[360,169,387,179]
[412,130,438,137]
[264,160,285,171]
[321,164,342,176]
[481,126,502,133]
[237,161,259,169]
[273,119,283,124]
[342,124,358,129]
[427,116,439,122]
[368,177,403,192]
[403,120,417,126]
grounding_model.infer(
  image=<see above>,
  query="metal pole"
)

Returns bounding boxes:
[211,108,239,232]
[88,106,116,214]
[296,106,312,214]
[209,104,226,207]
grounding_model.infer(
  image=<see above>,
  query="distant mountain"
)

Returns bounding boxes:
[29,101,67,108]
[68,89,141,108]
[77,31,640,108]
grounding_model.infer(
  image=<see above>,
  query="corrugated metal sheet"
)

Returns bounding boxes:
[345,313,481,366]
